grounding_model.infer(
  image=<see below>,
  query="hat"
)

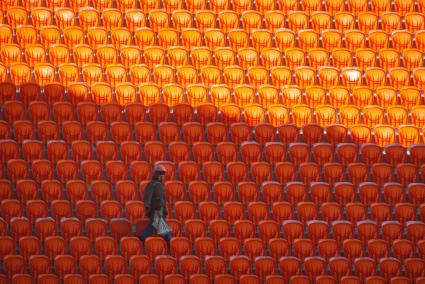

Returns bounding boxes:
[153,165,166,175]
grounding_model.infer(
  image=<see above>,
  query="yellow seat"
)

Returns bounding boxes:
[153,65,175,86]
[158,28,179,48]
[345,30,366,52]
[111,27,132,49]
[355,48,375,69]
[79,7,100,31]
[261,48,282,69]
[181,28,203,48]
[125,9,146,32]
[92,82,113,105]
[49,45,70,68]
[139,83,161,106]
[387,105,409,127]
[316,105,337,127]
[328,86,349,107]
[143,46,165,69]
[364,67,386,90]
[7,6,28,28]
[271,66,292,88]
[31,7,52,28]
[163,84,184,106]
[274,29,296,51]
[149,9,169,31]
[0,25,13,45]
[258,85,279,108]
[96,45,118,68]
[102,8,122,31]
[134,27,156,49]
[210,84,231,107]
[34,63,56,86]
[10,63,31,85]
[237,48,258,70]
[268,104,290,127]
[120,46,142,68]
[363,105,384,127]
[176,65,198,87]
[82,64,103,84]
[168,46,189,67]
[195,10,216,31]
[1,44,21,66]
[40,26,61,49]
[87,27,108,49]
[339,105,361,126]
[381,12,402,33]
[105,64,128,86]
[352,86,373,108]
[73,45,94,68]
[311,12,332,32]
[350,124,371,143]
[398,125,420,147]
[244,104,265,127]
[223,65,245,87]
[402,49,423,70]
[187,84,208,106]
[191,47,213,69]
[288,11,309,32]
[411,106,425,128]
[376,86,398,108]
[357,12,378,32]
[63,26,85,48]
[264,11,285,32]
[282,86,302,107]
[58,64,80,86]
[334,12,355,31]
[400,87,421,109]
[16,25,37,48]
[172,10,193,31]
[200,65,222,87]
[292,104,313,127]
[247,66,269,88]
[116,83,137,106]
[388,67,410,89]
[298,29,319,51]
[218,11,239,32]
[374,124,396,147]
[318,67,340,88]
[234,85,255,107]
[129,64,151,86]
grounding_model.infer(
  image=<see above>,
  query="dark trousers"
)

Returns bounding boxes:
[139,213,172,244]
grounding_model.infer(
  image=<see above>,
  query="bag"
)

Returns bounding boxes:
[152,210,172,236]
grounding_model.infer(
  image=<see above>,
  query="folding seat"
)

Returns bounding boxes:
[19,236,41,261]
[6,159,28,182]
[381,221,403,242]
[56,160,78,183]
[227,162,248,184]
[370,203,392,224]
[364,276,386,284]
[406,221,425,243]
[218,11,239,33]
[53,255,76,279]
[394,203,416,224]
[105,160,127,184]
[407,183,425,205]
[299,162,320,184]
[178,161,200,183]
[228,255,251,280]
[202,161,225,185]
[346,202,367,223]
[21,140,45,164]
[163,181,185,203]
[211,182,233,205]
[34,217,56,240]
[51,200,72,223]
[331,221,354,245]
[26,199,49,222]
[396,163,418,186]
[223,202,245,225]
[0,236,15,260]
[402,49,423,71]
[373,124,396,147]
[85,218,108,243]
[167,142,189,164]
[392,239,414,260]
[379,257,402,280]
[314,144,334,166]
[398,124,420,148]
[389,68,411,90]
[293,238,315,260]
[79,255,101,280]
[400,86,422,109]
[80,160,102,183]
[281,220,303,243]
[3,101,25,123]
[371,163,392,185]
[342,239,364,262]
[351,257,375,279]
[100,201,122,222]
[95,236,117,260]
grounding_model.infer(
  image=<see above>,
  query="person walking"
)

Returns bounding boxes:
[139,165,172,245]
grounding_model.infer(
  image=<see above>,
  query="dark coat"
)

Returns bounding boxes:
[143,175,167,217]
